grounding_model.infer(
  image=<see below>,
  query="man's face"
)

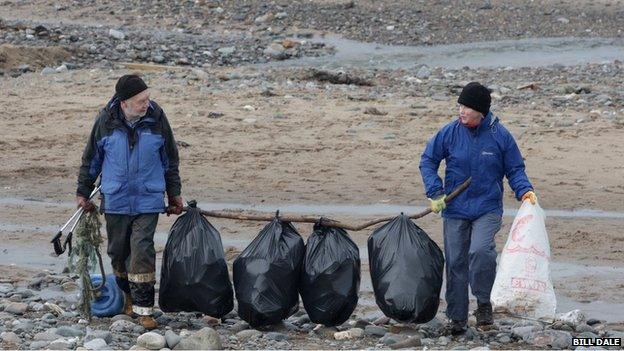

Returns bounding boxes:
[458,104,483,128]
[121,89,150,119]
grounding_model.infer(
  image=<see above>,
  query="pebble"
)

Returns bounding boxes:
[137,331,167,350]
[83,338,108,350]
[364,325,388,337]
[56,325,84,337]
[4,302,28,314]
[165,330,181,349]
[530,330,572,349]
[265,331,289,341]
[34,331,59,341]
[109,29,126,40]
[1,331,20,343]
[236,329,262,341]
[173,327,221,350]
[334,328,364,340]
[389,336,422,349]
[48,338,75,350]
[85,329,112,344]
[110,320,137,333]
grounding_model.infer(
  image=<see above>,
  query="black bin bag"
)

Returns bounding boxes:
[300,223,360,326]
[233,216,304,327]
[159,201,233,317]
[368,214,444,323]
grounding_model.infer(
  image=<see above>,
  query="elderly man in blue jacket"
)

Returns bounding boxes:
[419,82,536,335]
[76,75,183,329]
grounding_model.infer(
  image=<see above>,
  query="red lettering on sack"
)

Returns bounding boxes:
[510,277,547,292]
[511,215,533,242]
[505,244,550,259]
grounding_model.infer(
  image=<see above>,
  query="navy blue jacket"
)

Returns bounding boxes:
[419,112,532,220]
[77,97,181,215]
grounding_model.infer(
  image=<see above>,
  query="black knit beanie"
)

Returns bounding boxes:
[457,82,491,115]
[115,74,148,101]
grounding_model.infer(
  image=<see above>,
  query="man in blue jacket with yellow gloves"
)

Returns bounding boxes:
[76,74,183,329]
[419,82,536,335]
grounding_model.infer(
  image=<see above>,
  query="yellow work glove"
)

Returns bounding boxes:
[429,195,447,213]
[521,190,537,205]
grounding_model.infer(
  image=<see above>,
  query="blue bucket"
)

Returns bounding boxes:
[90,274,124,317]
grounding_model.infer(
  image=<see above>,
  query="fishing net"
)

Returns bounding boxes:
[67,207,104,320]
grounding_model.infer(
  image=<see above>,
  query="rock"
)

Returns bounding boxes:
[83,338,108,350]
[1,331,20,343]
[556,17,570,24]
[578,332,597,339]
[309,69,373,86]
[0,283,14,294]
[41,67,57,75]
[243,105,255,111]
[56,326,84,337]
[111,314,134,322]
[264,44,288,60]
[380,333,405,345]
[511,325,541,341]
[281,39,297,49]
[109,29,126,40]
[607,330,624,339]
[275,12,288,20]
[4,302,28,314]
[438,336,451,346]
[254,13,274,24]
[497,334,511,343]
[137,331,166,350]
[586,319,601,326]
[556,309,585,326]
[334,328,364,340]
[217,46,236,57]
[31,302,45,311]
[85,329,112,344]
[152,55,166,63]
[30,341,50,349]
[530,330,572,349]
[48,338,75,350]
[174,327,221,350]
[416,65,432,79]
[551,321,571,331]
[228,321,249,333]
[389,336,421,349]
[364,107,388,115]
[265,332,288,341]
[384,133,396,140]
[13,320,35,332]
[55,64,69,73]
[165,330,181,349]
[314,325,338,338]
[364,325,388,337]
[34,331,59,341]
[575,324,595,333]
[110,320,137,333]
[236,329,262,341]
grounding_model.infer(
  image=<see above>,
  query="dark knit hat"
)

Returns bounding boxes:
[457,82,491,115]
[115,74,148,101]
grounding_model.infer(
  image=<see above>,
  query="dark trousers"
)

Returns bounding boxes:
[105,213,158,316]
[443,212,502,322]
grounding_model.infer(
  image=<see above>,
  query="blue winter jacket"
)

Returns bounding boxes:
[76,97,181,215]
[419,112,532,220]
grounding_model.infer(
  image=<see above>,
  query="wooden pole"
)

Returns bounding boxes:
[188,178,471,231]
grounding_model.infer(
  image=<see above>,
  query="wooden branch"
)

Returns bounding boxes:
[189,178,471,231]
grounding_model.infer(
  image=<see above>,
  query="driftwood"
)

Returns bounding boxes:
[186,178,471,231]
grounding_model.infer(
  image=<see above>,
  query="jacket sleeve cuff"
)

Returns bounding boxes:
[516,187,533,201]
[428,189,446,199]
